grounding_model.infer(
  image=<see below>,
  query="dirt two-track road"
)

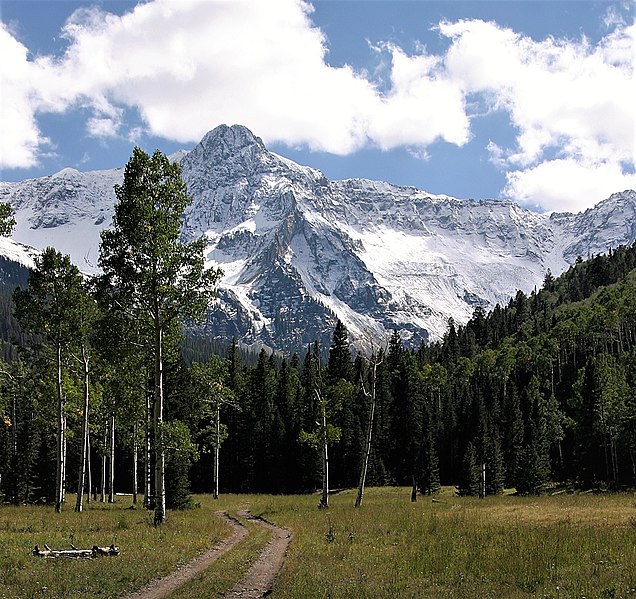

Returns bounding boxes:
[123,510,291,599]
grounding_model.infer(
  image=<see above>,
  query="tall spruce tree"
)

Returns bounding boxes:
[327,320,352,384]
[457,442,480,496]
[418,401,441,496]
[98,147,221,524]
[516,376,551,494]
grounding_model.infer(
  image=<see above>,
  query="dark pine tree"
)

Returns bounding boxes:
[457,442,480,496]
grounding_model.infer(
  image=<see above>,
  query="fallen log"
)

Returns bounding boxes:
[33,544,119,558]
[92,544,120,556]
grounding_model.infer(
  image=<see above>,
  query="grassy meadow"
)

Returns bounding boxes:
[1,488,635,598]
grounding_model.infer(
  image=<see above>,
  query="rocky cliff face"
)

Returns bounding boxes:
[1,124,635,352]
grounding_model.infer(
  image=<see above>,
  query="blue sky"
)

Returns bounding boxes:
[1,0,634,212]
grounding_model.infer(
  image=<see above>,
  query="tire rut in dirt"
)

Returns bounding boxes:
[122,511,247,599]
[223,510,291,599]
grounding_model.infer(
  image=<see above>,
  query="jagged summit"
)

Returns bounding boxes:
[199,123,263,148]
[182,125,286,193]
[182,124,269,177]
[1,124,635,352]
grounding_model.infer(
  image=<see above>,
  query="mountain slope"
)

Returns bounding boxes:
[1,124,635,352]
[0,167,120,271]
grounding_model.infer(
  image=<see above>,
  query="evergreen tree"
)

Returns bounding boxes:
[220,337,249,493]
[484,428,505,495]
[327,320,352,384]
[388,351,424,486]
[516,376,551,494]
[457,442,480,496]
[248,349,278,491]
[444,318,460,364]
[502,385,524,487]
[418,401,440,495]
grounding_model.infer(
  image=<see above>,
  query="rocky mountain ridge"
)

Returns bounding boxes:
[1,124,635,352]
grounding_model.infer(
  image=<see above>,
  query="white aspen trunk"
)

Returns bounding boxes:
[551,363,555,396]
[480,463,486,499]
[11,392,17,455]
[213,403,220,500]
[75,423,88,513]
[611,439,619,485]
[100,422,107,502]
[75,352,90,512]
[132,424,138,504]
[61,412,66,505]
[55,342,64,513]
[108,413,115,503]
[144,391,152,508]
[354,396,375,508]
[603,430,610,484]
[154,322,166,524]
[355,359,378,508]
[86,427,92,504]
[320,399,329,509]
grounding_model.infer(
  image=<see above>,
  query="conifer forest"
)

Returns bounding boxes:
[1,150,636,513]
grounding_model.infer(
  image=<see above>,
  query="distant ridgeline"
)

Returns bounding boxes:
[1,243,635,505]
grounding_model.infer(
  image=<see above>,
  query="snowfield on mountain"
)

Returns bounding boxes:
[1,124,635,352]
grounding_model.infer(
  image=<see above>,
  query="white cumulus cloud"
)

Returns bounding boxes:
[504,159,636,213]
[367,44,469,150]
[439,18,635,211]
[0,24,46,168]
[1,1,634,213]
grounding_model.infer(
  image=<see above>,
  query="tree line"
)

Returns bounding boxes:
[1,152,635,518]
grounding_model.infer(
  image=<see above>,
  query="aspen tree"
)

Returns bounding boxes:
[98,148,221,524]
[14,248,93,512]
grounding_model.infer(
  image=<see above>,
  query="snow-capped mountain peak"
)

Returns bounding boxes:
[1,124,635,352]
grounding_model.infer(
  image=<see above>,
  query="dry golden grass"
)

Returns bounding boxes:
[0,495,229,599]
[465,493,636,527]
[1,488,635,598]
[240,487,636,598]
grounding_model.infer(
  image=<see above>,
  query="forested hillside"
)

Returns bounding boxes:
[0,256,31,361]
[2,241,634,506]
